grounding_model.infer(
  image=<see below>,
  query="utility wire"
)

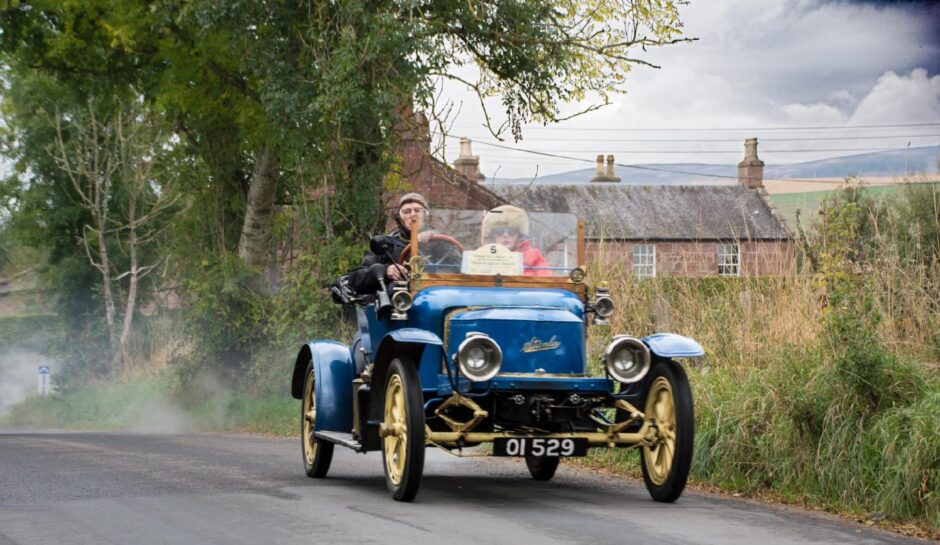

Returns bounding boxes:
[451,121,940,132]
[507,134,940,143]
[473,147,926,154]
[468,139,923,184]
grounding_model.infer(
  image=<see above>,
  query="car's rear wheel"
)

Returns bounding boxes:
[525,455,560,481]
[302,361,334,478]
[382,357,425,502]
[639,359,693,502]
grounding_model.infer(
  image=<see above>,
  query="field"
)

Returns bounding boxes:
[767,179,940,230]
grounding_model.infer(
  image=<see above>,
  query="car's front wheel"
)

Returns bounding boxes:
[381,357,425,501]
[525,455,560,481]
[302,361,334,478]
[639,359,694,502]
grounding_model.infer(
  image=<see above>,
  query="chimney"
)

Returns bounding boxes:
[389,106,432,214]
[738,138,764,189]
[590,153,621,182]
[454,137,485,182]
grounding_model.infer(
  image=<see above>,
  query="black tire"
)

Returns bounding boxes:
[381,357,426,501]
[301,361,334,478]
[639,359,694,502]
[525,455,560,481]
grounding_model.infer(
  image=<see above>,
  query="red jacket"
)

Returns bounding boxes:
[516,240,551,276]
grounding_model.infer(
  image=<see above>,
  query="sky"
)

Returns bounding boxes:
[438,0,940,181]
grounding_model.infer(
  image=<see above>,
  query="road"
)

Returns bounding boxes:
[0,430,928,545]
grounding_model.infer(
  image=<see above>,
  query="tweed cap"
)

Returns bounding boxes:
[397,192,429,211]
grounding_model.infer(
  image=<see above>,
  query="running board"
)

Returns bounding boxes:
[314,431,365,452]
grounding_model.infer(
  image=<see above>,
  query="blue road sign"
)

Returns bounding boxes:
[38,365,51,375]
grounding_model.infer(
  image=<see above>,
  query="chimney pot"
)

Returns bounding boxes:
[454,138,485,182]
[590,153,621,182]
[458,137,473,159]
[737,137,765,189]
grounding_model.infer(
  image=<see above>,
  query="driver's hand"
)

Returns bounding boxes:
[418,230,435,243]
[386,263,406,281]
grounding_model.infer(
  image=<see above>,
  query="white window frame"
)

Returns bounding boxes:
[633,244,656,279]
[718,243,740,277]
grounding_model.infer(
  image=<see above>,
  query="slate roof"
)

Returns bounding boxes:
[494,184,790,241]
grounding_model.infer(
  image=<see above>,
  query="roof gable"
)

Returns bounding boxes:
[495,184,789,241]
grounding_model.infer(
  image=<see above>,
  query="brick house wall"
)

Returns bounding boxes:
[389,112,504,218]
[388,121,793,277]
[587,240,793,277]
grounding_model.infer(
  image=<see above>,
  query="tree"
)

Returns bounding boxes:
[2,0,688,257]
[1,0,689,375]
[49,104,177,372]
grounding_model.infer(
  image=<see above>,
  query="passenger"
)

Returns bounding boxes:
[344,192,432,295]
[482,205,551,276]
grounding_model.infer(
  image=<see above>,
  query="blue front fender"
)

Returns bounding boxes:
[383,328,443,347]
[642,333,705,358]
[374,328,443,368]
[369,328,444,421]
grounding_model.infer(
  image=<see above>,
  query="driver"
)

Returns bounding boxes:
[344,192,432,295]
[482,205,551,276]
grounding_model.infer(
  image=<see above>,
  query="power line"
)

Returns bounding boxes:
[501,134,940,143]
[468,139,916,184]
[471,147,923,154]
[451,121,940,132]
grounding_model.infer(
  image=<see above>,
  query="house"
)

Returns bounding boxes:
[495,140,793,277]
[390,111,505,215]
[396,113,792,277]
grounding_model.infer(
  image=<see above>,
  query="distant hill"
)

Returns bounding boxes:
[484,145,940,186]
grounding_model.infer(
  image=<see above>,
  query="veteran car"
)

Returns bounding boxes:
[290,209,704,502]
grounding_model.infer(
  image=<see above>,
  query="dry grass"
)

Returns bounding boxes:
[581,204,939,532]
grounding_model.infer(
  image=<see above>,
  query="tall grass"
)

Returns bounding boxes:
[585,185,939,532]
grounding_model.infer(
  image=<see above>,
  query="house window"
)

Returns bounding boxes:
[633,244,656,279]
[718,243,740,277]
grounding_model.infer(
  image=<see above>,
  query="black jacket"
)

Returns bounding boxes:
[345,231,410,295]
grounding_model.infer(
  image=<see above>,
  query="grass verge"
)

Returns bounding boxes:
[0,371,296,436]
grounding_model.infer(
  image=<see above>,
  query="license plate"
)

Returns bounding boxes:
[493,437,589,457]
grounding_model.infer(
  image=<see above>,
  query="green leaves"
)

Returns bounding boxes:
[1,0,691,375]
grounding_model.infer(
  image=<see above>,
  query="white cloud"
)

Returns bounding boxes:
[780,102,847,126]
[441,0,940,178]
[850,69,940,125]
[828,89,857,108]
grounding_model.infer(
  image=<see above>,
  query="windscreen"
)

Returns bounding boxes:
[415,209,579,277]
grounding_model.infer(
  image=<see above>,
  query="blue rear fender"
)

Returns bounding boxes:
[642,333,705,359]
[290,340,355,433]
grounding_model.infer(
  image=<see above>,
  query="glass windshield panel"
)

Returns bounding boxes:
[416,209,579,277]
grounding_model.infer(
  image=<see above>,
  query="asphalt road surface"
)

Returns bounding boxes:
[0,430,929,545]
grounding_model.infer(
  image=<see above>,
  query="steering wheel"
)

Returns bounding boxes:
[398,234,465,266]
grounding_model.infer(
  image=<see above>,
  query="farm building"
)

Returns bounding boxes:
[394,113,793,278]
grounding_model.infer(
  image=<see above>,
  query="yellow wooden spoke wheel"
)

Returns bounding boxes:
[640,359,693,502]
[383,374,407,485]
[381,357,425,501]
[301,361,333,478]
[643,377,676,485]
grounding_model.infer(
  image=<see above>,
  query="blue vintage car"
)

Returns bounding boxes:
[290,210,703,502]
